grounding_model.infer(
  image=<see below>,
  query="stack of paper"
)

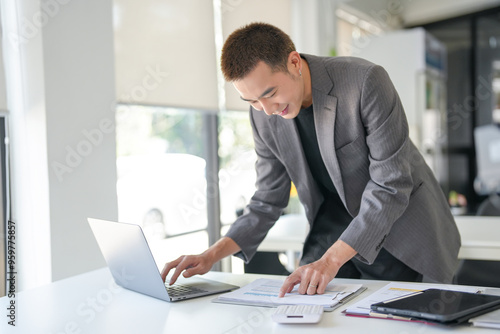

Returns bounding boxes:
[470,309,500,329]
[213,278,365,311]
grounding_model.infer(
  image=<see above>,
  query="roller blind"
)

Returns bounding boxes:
[114,0,219,111]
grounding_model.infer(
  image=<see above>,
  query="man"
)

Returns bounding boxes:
[161,22,460,296]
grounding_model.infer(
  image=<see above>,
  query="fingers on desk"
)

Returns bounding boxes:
[311,274,328,295]
[298,271,326,295]
[279,267,330,297]
[279,277,298,297]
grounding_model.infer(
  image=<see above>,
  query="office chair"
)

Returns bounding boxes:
[454,125,500,288]
[476,193,500,216]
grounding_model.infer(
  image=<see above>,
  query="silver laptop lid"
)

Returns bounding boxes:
[88,218,170,301]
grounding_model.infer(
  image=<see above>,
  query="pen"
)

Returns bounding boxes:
[369,311,413,321]
[379,291,423,304]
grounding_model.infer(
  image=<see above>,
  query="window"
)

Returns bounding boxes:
[335,6,383,57]
[218,111,256,226]
[115,104,210,265]
[115,105,259,270]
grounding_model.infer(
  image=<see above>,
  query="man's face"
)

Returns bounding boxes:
[233,60,304,119]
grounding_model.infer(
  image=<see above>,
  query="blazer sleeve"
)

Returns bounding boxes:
[224,108,291,263]
[339,64,416,264]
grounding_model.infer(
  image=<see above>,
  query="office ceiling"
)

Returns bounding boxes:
[339,0,500,26]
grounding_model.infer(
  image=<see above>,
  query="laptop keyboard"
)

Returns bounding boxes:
[166,284,207,297]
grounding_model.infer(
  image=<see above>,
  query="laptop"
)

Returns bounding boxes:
[87,218,238,302]
[371,288,500,325]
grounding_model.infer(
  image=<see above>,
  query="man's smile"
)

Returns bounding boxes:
[274,105,289,116]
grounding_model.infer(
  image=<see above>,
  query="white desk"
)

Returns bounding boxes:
[257,214,307,271]
[2,268,500,334]
[258,215,500,268]
[455,216,500,261]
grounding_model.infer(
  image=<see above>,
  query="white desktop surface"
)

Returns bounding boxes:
[455,216,500,260]
[258,215,500,264]
[2,268,500,334]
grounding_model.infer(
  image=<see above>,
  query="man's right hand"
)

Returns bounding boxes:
[161,253,214,285]
[160,236,241,285]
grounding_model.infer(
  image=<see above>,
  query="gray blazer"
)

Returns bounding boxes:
[225,54,461,283]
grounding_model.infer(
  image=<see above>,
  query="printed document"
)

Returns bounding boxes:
[469,308,500,329]
[213,278,364,311]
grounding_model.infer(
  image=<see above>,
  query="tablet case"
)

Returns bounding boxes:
[371,288,500,324]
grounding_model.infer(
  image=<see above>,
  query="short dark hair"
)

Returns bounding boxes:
[220,22,296,82]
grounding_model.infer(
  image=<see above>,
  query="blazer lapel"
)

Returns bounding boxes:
[266,54,349,215]
[268,92,347,211]
[268,116,307,178]
[304,53,347,208]
[313,92,346,206]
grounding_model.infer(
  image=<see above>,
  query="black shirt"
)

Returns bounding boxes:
[295,105,337,195]
[294,104,353,263]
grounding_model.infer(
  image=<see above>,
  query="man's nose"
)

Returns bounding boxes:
[260,100,275,116]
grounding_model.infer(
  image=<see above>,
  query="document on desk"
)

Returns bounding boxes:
[212,278,364,311]
[469,308,500,329]
[344,282,484,318]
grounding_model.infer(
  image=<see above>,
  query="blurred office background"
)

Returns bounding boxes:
[1,0,500,295]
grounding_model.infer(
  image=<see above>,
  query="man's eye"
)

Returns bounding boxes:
[266,91,277,98]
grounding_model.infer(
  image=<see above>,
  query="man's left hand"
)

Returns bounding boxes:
[278,239,357,297]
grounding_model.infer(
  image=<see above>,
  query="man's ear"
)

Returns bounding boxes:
[288,51,302,73]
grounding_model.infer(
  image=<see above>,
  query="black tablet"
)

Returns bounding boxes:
[371,288,500,324]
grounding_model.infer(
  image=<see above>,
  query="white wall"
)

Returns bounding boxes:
[1,0,118,290]
[291,0,321,55]
[43,0,118,282]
